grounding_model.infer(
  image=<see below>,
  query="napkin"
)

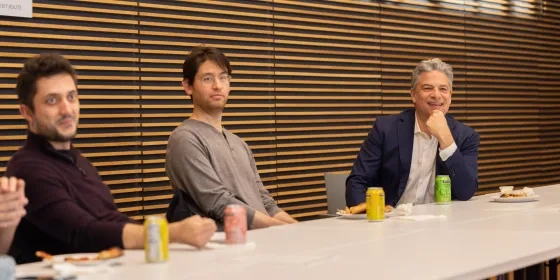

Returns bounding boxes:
[522,187,535,197]
[205,241,257,250]
[389,203,447,220]
[394,203,413,216]
[204,232,256,250]
[53,262,114,276]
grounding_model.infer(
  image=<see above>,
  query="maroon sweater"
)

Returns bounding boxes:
[6,132,135,264]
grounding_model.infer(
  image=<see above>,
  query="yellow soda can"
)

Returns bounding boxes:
[366,187,385,222]
[144,215,169,262]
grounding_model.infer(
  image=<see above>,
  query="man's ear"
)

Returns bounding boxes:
[182,80,193,97]
[19,104,33,125]
[410,88,417,104]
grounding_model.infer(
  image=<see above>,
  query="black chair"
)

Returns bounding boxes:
[166,189,195,223]
[166,189,226,232]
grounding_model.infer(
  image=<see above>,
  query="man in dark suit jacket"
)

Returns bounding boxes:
[346,58,479,207]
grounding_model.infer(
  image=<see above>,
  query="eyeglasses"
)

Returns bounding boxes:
[200,74,231,86]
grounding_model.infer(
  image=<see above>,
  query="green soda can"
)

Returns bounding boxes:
[435,175,451,204]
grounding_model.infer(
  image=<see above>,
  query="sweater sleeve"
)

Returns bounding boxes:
[8,161,128,252]
[243,142,282,217]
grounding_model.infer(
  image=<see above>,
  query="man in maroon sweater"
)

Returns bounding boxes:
[6,53,217,264]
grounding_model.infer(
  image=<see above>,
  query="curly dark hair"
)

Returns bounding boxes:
[16,52,77,111]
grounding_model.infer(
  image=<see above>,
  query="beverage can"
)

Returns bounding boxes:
[144,215,169,262]
[224,205,247,244]
[435,175,451,204]
[366,187,385,222]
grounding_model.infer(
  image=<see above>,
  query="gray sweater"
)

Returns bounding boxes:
[166,119,282,226]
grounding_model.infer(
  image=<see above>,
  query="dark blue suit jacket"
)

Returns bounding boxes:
[346,109,480,207]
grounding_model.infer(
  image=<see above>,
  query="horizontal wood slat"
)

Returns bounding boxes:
[0,0,558,221]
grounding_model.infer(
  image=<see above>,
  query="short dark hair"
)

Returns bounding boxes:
[16,52,77,112]
[182,46,231,86]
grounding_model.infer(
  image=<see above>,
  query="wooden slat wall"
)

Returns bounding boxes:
[0,0,558,220]
[137,0,276,217]
[271,0,381,219]
[464,1,548,191]
[539,0,560,189]
[379,1,467,119]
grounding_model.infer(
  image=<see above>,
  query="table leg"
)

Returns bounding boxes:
[496,274,509,280]
[514,268,526,280]
[525,262,545,280]
[548,258,558,280]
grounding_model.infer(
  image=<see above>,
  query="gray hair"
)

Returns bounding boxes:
[411,58,453,90]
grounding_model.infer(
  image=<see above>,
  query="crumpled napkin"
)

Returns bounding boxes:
[393,203,413,216]
[53,262,114,276]
[203,232,256,250]
[522,187,535,197]
[389,203,447,221]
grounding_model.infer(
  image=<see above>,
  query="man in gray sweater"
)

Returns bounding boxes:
[166,46,297,229]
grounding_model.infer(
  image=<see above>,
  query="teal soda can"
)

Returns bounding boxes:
[435,175,451,204]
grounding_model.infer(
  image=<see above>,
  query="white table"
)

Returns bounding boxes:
[17,184,560,280]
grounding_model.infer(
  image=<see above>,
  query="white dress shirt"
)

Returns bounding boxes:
[397,114,457,205]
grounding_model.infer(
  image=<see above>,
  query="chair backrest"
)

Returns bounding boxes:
[166,189,225,232]
[324,172,349,215]
[166,189,195,222]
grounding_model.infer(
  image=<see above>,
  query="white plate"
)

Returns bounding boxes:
[491,195,540,203]
[44,253,123,266]
[336,211,397,219]
[336,213,367,219]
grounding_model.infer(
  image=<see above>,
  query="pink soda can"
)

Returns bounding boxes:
[224,205,247,244]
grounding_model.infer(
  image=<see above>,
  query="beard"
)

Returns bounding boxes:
[196,97,227,113]
[32,115,78,142]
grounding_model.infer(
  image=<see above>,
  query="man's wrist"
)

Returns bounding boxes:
[168,222,179,243]
[268,216,284,226]
[437,132,454,149]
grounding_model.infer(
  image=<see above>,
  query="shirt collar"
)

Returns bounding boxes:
[24,131,77,163]
[414,113,436,142]
[414,113,422,134]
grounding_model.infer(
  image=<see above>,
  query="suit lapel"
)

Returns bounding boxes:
[445,114,457,132]
[397,110,415,193]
